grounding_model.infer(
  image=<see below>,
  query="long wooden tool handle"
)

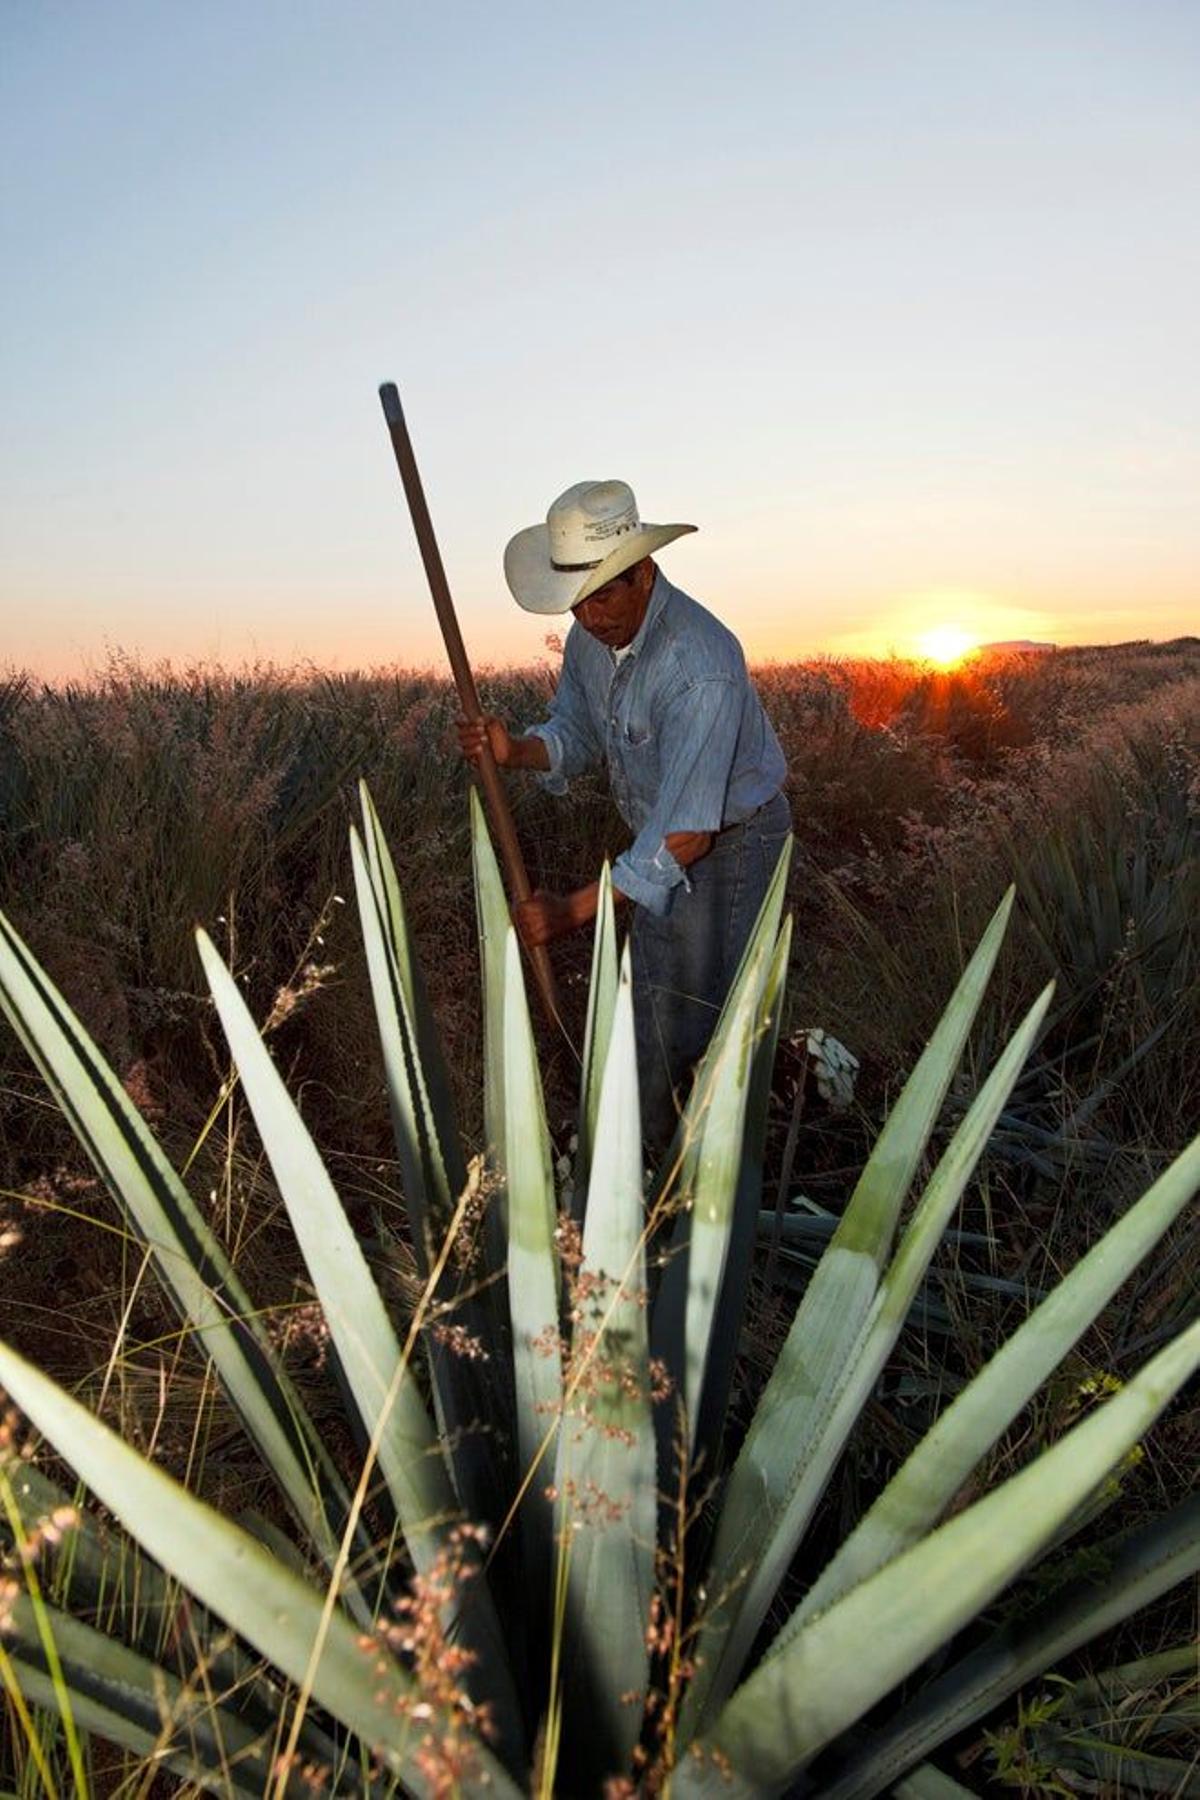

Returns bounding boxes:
[378,381,560,1024]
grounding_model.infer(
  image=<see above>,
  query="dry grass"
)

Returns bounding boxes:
[1,636,1198,1791]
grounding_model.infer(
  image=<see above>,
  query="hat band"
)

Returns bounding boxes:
[550,556,604,572]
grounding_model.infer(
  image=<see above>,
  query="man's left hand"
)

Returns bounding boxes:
[514,890,579,948]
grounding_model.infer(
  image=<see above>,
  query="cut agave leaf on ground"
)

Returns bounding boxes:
[813,1494,1200,1800]
[0,908,368,1622]
[763,1237,1040,1337]
[197,927,523,1765]
[554,944,655,1789]
[1019,1642,1200,1795]
[0,1337,525,1800]
[1050,1642,1199,1716]
[891,1766,982,1800]
[674,1319,1200,1797]
[1028,1736,1200,1796]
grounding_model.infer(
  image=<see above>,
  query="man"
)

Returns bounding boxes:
[458,478,789,1150]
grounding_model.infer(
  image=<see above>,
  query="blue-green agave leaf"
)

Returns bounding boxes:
[554,943,655,1786]
[0,1337,526,1800]
[682,891,1022,1730]
[0,907,368,1622]
[197,927,523,1766]
[674,1319,1200,1797]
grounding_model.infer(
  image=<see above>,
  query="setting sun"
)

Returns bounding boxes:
[917,624,978,667]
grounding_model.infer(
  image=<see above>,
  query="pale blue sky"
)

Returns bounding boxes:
[3,1,1197,677]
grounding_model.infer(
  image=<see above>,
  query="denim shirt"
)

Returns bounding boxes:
[524,572,787,915]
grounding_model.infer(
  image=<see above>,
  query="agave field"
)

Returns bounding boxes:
[0,640,1197,1797]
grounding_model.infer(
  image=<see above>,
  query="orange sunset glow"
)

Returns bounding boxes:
[916,624,979,667]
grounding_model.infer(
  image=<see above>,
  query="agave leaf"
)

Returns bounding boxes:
[3,1590,282,1799]
[649,837,793,1207]
[814,1494,1200,1800]
[0,908,366,1619]
[710,835,793,1051]
[832,884,1013,1268]
[674,1320,1200,1798]
[352,816,510,1531]
[472,784,512,1178]
[470,790,518,1358]
[1,1528,365,1795]
[1023,1643,1200,1794]
[3,1460,281,1732]
[574,860,618,1212]
[0,1465,88,1793]
[652,946,769,1461]
[1029,1736,1200,1796]
[554,944,655,1785]
[4,1460,173,1643]
[0,1338,525,1800]
[503,925,562,1595]
[684,959,1048,1733]
[1053,1642,1200,1714]
[691,914,792,1472]
[198,927,452,1555]
[781,1129,1200,1641]
[356,785,466,1259]
[238,1507,314,1578]
[650,871,794,1467]
[196,928,523,1762]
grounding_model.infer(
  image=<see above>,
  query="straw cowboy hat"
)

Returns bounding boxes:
[504,480,696,615]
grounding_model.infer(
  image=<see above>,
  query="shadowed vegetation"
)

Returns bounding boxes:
[1,638,1197,1794]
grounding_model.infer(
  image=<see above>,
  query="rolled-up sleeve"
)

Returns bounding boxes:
[613,678,742,915]
[522,642,601,795]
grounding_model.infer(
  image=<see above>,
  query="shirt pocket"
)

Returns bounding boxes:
[621,694,655,749]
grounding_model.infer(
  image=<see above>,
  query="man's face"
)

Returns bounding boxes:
[570,558,655,648]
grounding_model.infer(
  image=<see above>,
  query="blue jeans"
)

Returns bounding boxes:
[630,791,792,1153]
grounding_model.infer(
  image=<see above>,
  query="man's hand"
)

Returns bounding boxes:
[456,715,550,772]
[515,890,583,948]
[457,713,517,767]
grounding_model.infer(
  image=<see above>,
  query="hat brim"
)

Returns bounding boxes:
[504,521,697,615]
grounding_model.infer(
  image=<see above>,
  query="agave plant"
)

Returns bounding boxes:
[0,783,1197,1798]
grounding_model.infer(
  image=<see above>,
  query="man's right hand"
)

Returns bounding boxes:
[456,715,551,773]
[457,714,517,766]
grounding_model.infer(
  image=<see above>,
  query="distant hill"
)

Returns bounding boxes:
[979,639,1056,654]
